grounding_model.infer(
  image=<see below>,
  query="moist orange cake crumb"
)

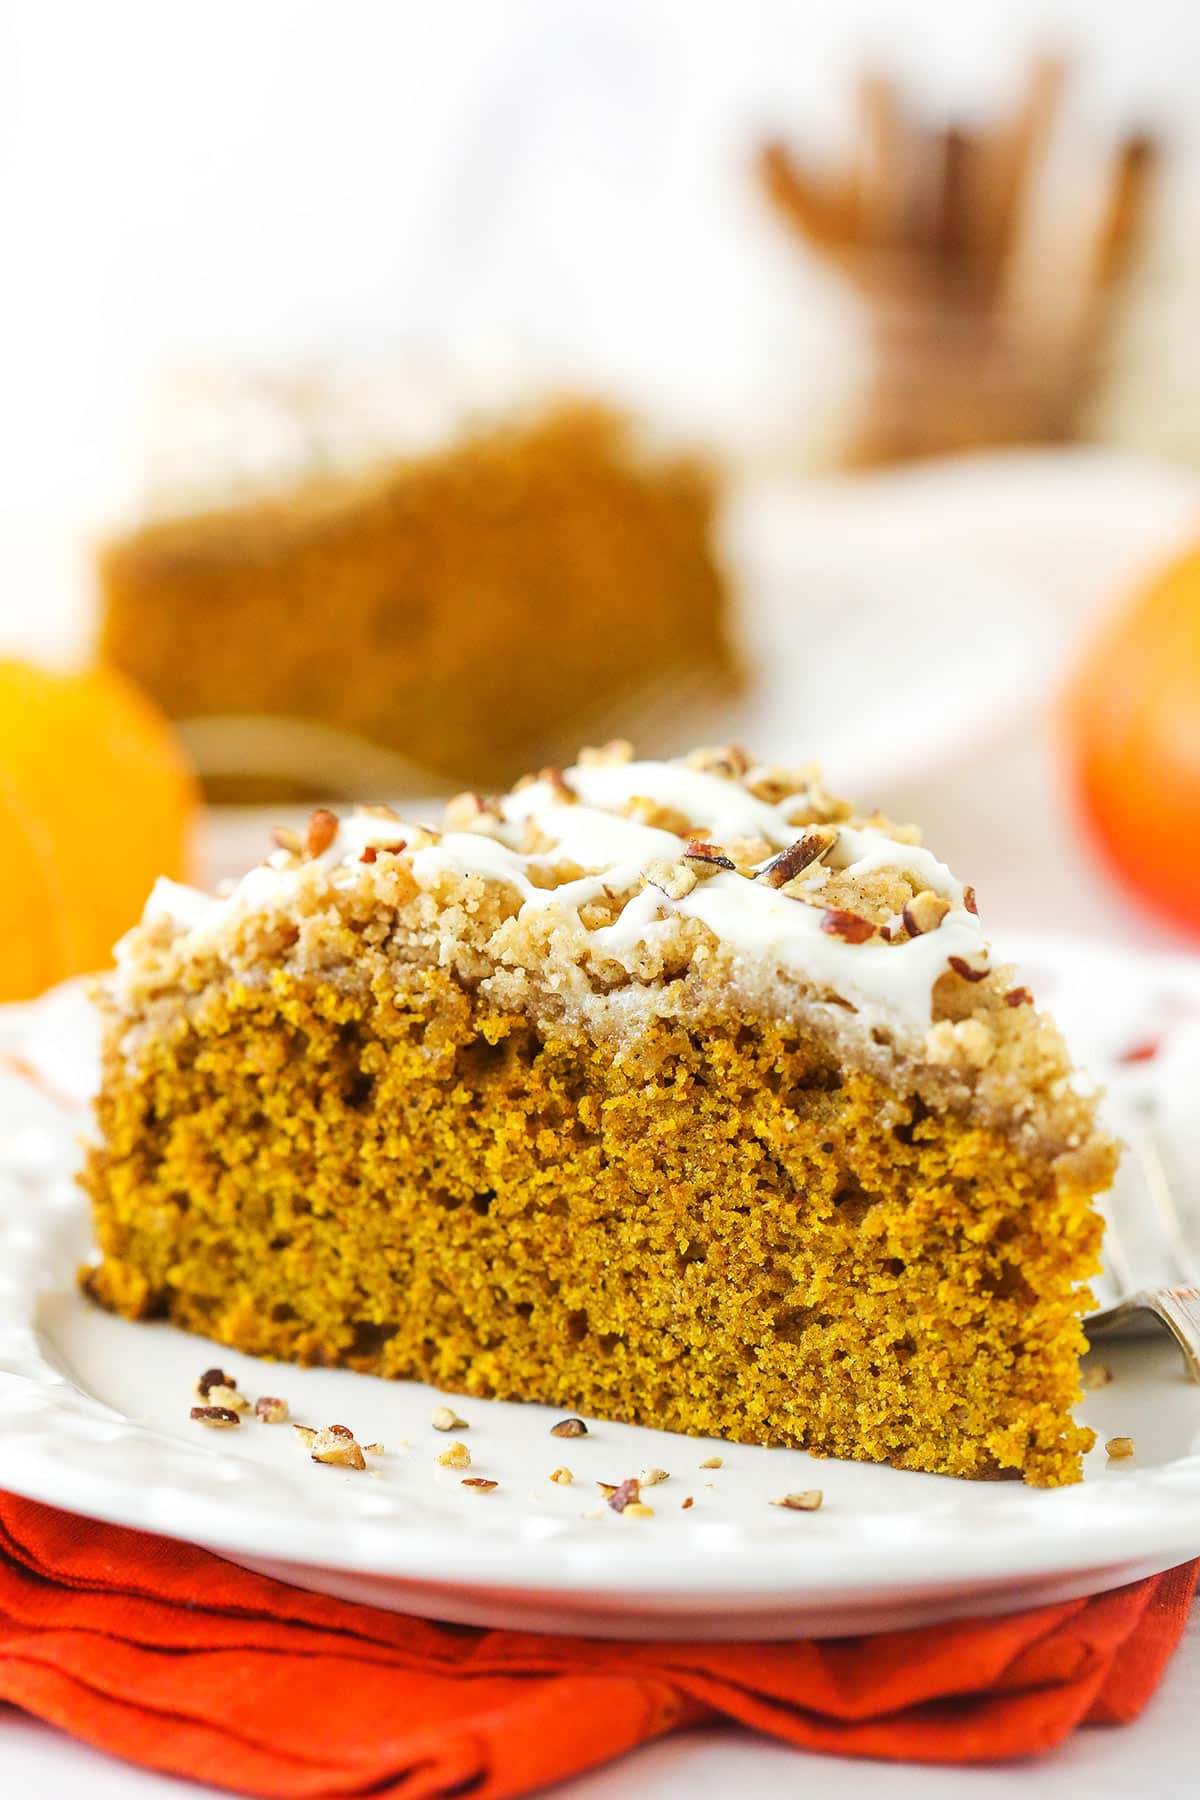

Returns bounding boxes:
[82,744,1114,1485]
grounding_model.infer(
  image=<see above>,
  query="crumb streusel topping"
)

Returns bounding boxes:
[111,743,1106,1162]
[130,745,985,1028]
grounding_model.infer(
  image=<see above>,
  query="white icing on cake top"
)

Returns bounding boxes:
[131,758,990,1032]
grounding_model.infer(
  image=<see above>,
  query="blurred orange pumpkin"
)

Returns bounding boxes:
[1062,545,1200,937]
[0,661,199,1000]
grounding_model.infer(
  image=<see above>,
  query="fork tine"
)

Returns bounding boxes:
[1130,1116,1199,1286]
[1096,1179,1135,1298]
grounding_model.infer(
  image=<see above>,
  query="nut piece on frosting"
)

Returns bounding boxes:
[949,951,990,983]
[683,841,737,874]
[821,907,875,944]
[577,738,635,767]
[642,856,698,902]
[684,744,750,780]
[305,808,339,858]
[444,791,504,833]
[537,766,578,803]
[758,830,838,890]
[902,890,952,937]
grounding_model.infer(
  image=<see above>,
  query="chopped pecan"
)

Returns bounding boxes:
[436,1440,471,1470]
[550,1417,588,1438]
[680,1495,694,1510]
[948,952,989,983]
[726,833,774,869]
[745,761,820,805]
[902,890,951,936]
[444,791,504,832]
[769,1489,823,1511]
[194,1366,233,1399]
[685,744,749,780]
[539,767,577,802]
[311,1424,366,1470]
[305,808,338,857]
[194,1368,248,1410]
[604,1477,641,1514]
[642,857,697,902]
[190,1405,240,1429]
[963,885,979,915]
[683,841,737,873]
[577,738,635,766]
[1004,985,1033,1008]
[821,907,875,944]
[461,1477,498,1492]
[758,831,837,889]
[254,1395,289,1424]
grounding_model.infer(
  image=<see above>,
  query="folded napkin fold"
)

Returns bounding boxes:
[0,1494,1194,1798]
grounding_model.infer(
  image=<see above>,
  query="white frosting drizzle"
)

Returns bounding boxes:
[130,758,991,1031]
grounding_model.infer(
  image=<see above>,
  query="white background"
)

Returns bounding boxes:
[2,2,1199,1788]
[5,0,1200,528]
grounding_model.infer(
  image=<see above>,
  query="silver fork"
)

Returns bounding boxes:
[1087,1100,1200,1381]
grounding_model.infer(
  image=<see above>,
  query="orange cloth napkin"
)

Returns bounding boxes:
[0,1494,1194,1797]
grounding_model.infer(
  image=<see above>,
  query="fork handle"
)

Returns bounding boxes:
[1089,1287,1200,1383]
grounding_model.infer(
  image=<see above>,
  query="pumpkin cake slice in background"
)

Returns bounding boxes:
[81,742,1114,1486]
[96,368,736,799]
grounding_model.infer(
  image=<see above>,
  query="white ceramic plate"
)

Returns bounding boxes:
[713,450,1200,796]
[2,933,1199,1640]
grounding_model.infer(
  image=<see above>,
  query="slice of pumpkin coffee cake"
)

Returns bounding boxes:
[82,743,1114,1485]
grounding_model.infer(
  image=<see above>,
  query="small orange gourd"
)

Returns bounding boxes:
[1062,546,1200,937]
[0,661,198,999]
